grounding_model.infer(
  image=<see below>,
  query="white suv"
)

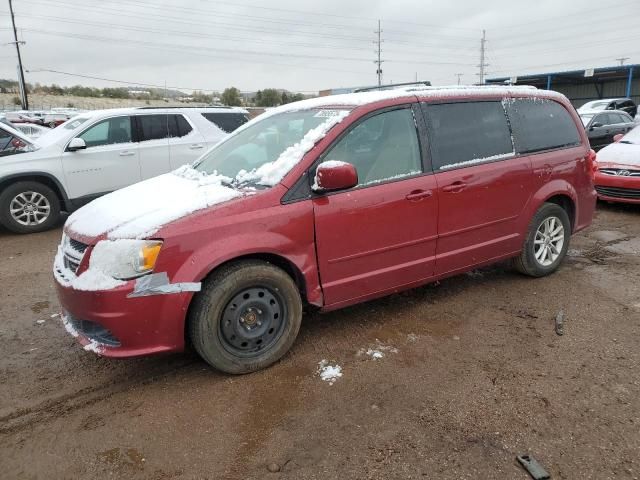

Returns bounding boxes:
[0,106,249,234]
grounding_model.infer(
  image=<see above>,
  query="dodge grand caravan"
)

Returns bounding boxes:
[54,86,597,374]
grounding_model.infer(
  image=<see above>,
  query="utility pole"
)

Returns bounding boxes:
[8,0,28,109]
[455,73,464,85]
[615,57,630,66]
[478,29,488,85]
[374,20,384,86]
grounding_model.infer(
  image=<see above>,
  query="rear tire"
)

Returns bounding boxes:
[0,181,61,234]
[189,260,303,374]
[513,203,571,277]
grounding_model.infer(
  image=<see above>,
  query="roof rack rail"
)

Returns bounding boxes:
[135,105,235,110]
[354,81,432,93]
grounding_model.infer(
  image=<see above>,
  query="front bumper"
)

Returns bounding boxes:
[594,172,640,204]
[55,278,193,358]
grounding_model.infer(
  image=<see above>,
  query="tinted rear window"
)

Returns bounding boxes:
[424,101,514,170]
[506,98,581,154]
[168,114,193,138]
[138,114,169,141]
[202,112,248,133]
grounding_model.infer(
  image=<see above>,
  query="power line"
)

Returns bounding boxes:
[616,57,630,66]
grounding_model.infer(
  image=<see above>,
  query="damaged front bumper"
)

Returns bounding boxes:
[55,273,200,358]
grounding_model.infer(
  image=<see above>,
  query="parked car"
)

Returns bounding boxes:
[577,97,637,118]
[0,106,249,234]
[580,111,635,150]
[0,120,38,157]
[3,111,44,126]
[594,125,640,204]
[11,122,52,139]
[53,86,596,374]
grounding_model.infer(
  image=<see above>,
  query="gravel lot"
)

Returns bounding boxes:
[1,203,639,479]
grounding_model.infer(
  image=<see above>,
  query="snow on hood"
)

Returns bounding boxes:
[597,142,640,167]
[65,167,243,240]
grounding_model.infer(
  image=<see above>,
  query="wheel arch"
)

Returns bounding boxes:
[543,193,576,231]
[0,172,71,211]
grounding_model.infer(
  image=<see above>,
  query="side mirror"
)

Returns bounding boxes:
[67,137,86,152]
[590,122,603,129]
[613,133,624,143]
[313,160,358,192]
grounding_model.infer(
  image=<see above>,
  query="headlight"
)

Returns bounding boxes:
[89,239,163,280]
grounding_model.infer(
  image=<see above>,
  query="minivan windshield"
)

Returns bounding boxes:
[194,108,349,184]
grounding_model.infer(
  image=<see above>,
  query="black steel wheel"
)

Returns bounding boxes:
[189,260,302,374]
[219,286,287,358]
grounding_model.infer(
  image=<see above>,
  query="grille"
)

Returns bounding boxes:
[68,316,120,347]
[595,185,640,199]
[62,237,89,274]
[598,168,640,177]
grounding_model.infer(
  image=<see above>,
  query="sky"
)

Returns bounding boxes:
[0,0,638,94]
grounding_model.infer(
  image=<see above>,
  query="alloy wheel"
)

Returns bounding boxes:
[533,216,565,267]
[9,191,51,226]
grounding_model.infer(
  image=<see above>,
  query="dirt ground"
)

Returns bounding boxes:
[1,203,639,480]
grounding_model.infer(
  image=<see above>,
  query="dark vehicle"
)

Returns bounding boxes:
[578,98,637,118]
[580,111,635,150]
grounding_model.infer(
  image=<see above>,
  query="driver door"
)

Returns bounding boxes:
[61,116,141,200]
[313,106,438,307]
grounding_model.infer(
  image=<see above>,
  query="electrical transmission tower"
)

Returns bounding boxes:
[616,57,630,66]
[477,29,489,85]
[374,20,384,86]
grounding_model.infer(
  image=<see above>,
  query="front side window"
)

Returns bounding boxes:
[322,108,422,186]
[425,101,513,170]
[506,98,581,154]
[78,116,132,147]
[202,112,249,133]
[594,113,611,126]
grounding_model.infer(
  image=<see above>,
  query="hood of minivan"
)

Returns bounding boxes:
[65,167,248,241]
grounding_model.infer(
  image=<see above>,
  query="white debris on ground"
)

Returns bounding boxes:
[317,360,342,385]
[407,333,418,342]
[36,320,45,325]
[50,313,60,318]
[357,341,399,360]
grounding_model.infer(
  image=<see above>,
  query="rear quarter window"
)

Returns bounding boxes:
[506,98,581,154]
[202,112,249,133]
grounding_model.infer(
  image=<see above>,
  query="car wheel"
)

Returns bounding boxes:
[513,203,571,277]
[0,181,61,234]
[189,260,303,374]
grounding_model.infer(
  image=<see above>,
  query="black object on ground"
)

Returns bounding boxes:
[555,310,564,336]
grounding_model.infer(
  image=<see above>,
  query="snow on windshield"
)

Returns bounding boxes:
[195,109,350,186]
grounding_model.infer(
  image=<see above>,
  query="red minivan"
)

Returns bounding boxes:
[54,86,597,373]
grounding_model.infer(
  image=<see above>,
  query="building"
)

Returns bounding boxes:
[486,64,639,108]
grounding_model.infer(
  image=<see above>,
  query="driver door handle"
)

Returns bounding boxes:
[405,189,433,201]
[119,150,135,157]
[189,144,204,150]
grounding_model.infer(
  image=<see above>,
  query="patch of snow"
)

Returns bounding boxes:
[54,246,126,291]
[360,170,421,186]
[317,360,342,385]
[61,314,79,337]
[312,159,351,191]
[236,111,349,186]
[83,341,103,354]
[596,142,640,167]
[36,319,45,325]
[65,167,243,240]
[357,341,399,360]
[407,333,418,342]
[50,313,60,318]
[366,349,384,359]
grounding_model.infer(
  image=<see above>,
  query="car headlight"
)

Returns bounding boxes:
[89,239,163,280]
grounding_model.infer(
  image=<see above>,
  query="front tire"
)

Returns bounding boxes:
[189,260,303,374]
[513,203,571,277]
[0,181,61,234]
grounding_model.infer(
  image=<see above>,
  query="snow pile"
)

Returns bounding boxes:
[54,246,126,291]
[236,111,349,186]
[65,167,243,239]
[357,342,399,360]
[317,360,342,385]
